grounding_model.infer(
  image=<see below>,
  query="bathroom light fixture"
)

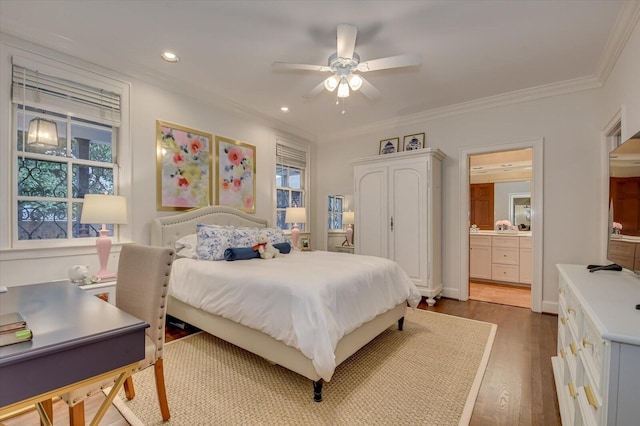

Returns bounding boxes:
[280,106,290,112]
[161,51,180,62]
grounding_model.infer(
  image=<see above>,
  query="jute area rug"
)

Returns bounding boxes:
[112,309,496,426]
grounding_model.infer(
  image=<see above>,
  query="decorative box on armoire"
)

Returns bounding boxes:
[351,148,445,306]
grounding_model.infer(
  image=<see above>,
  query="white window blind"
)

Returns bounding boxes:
[276,143,307,168]
[12,64,121,126]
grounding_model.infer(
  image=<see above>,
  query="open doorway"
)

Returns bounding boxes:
[468,149,532,308]
[459,139,543,312]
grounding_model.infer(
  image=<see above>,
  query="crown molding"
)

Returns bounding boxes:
[595,1,640,84]
[319,75,602,144]
[0,32,317,144]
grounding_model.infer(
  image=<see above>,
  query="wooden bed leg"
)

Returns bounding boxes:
[313,379,323,402]
[398,316,404,331]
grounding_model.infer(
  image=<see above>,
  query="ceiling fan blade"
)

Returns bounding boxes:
[358,77,380,100]
[272,62,331,72]
[336,24,357,59]
[357,53,422,72]
[303,80,327,98]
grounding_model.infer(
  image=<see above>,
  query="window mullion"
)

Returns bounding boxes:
[67,119,73,241]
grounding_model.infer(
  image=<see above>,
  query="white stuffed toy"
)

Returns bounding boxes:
[254,232,281,259]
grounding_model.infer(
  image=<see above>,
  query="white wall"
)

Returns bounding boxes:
[0,37,309,286]
[315,89,603,312]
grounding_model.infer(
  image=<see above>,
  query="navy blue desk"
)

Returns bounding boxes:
[0,281,147,425]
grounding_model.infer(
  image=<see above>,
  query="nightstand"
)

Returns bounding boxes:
[79,281,117,305]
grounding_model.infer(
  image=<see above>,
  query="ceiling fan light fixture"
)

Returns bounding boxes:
[337,79,350,98]
[347,74,362,91]
[324,75,339,92]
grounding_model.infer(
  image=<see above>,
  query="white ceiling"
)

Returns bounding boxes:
[0,1,635,142]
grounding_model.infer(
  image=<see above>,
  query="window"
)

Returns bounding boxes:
[328,195,344,230]
[11,63,122,244]
[275,141,308,231]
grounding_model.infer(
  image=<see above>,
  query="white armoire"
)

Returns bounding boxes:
[352,149,445,306]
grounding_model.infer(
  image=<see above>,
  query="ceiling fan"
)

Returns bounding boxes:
[272,24,422,102]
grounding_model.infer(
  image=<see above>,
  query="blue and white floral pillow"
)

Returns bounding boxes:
[233,227,260,248]
[196,224,236,261]
[262,227,289,245]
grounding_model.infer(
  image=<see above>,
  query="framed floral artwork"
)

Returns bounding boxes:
[402,133,425,151]
[156,120,212,211]
[379,137,399,155]
[216,136,256,213]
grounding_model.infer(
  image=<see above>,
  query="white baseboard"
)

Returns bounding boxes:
[542,301,558,315]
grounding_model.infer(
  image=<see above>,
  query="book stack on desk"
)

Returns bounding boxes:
[0,312,32,347]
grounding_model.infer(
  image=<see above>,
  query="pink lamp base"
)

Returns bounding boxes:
[291,225,301,250]
[95,225,116,280]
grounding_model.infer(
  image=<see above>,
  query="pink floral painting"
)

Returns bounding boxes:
[156,121,212,211]
[216,136,255,212]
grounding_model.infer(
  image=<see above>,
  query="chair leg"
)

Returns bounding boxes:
[154,359,171,421]
[39,398,53,426]
[69,401,85,426]
[123,375,135,400]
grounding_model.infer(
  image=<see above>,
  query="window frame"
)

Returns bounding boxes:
[14,104,119,246]
[327,195,345,232]
[274,137,310,233]
[0,45,132,254]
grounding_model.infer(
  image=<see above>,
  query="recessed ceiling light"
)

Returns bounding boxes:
[280,106,290,112]
[161,52,179,62]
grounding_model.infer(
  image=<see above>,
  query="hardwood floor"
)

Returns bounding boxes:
[470,280,532,308]
[2,299,559,426]
[421,297,560,426]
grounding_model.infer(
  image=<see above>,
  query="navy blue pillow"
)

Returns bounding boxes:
[273,242,292,254]
[224,247,259,261]
[224,242,292,261]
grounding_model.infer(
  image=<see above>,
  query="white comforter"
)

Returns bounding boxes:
[169,250,421,381]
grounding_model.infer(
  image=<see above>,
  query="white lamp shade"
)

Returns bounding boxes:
[285,207,307,224]
[342,211,355,225]
[81,194,128,225]
[27,118,59,147]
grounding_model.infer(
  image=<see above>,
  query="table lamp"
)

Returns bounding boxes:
[285,207,306,250]
[80,194,128,280]
[342,211,355,246]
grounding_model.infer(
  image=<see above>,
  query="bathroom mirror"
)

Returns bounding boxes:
[509,192,531,230]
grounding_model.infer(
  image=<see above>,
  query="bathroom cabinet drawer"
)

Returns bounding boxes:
[491,264,519,282]
[470,235,492,247]
[492,246,519,265]
[519,236,532,248]
[492,236,519,248]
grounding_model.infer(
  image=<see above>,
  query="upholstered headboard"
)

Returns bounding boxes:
[150,205,269,249]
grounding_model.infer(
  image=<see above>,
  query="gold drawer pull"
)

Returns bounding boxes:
[570,343,578,355]
[561,317,566,325]
[559,288,563,294]
[568,382,576,398]
[582,338,593,348]
[560,348,566,359]
[584,385,598,409]
[568,307,576,314]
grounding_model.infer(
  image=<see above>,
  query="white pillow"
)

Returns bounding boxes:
[196,224,236,261]
[175,233,197,259]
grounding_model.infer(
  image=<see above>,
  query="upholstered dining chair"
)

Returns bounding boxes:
[60,244,175,425]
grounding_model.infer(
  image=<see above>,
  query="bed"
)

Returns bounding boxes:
[150,205,421,401]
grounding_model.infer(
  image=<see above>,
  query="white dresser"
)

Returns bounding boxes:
[552,264,640,426]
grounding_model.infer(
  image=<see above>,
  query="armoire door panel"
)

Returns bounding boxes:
[355,168,388,258]
[390,165,426,284]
